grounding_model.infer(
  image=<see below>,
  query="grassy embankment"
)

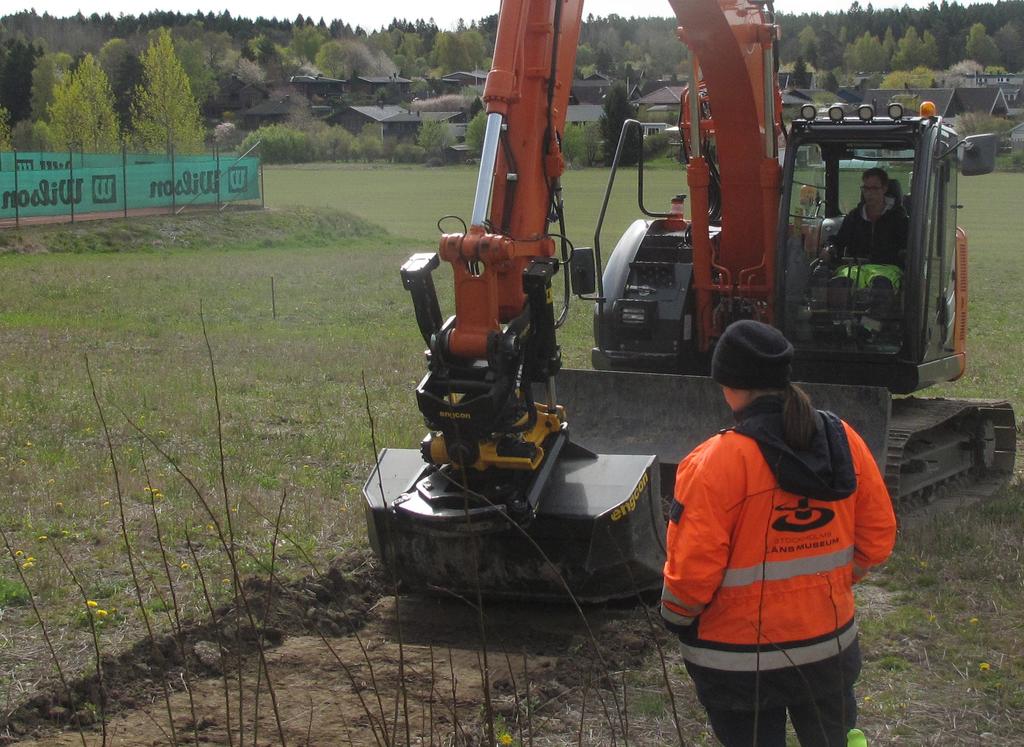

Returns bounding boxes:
[0,164,1020,741]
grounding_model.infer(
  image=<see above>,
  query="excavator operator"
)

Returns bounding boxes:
[660,320,897,746]
[826,167,909,267]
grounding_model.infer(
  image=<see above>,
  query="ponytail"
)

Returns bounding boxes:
[782,382,817,451]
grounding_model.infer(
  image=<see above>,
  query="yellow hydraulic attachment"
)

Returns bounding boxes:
[423,405,566,471]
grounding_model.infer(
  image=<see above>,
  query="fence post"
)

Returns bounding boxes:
[215,145,221,211]
[170,144,176,215]
[13,148,19,229]
[122,144,128,218]
[259,154,265,210]
[69,149,75,224]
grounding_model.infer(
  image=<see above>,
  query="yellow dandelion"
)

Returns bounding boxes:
[864,695,873,702]
[36,535,47,541]
[14,550,23,557]
[102,500,111,507]
[87,600,98,608]
[499,735,513,746]
[179,561,190,571]
[95,609,108,618]
[55,501,63,508]
[979,662,990,671]
[47,478,54,485]
[927,614,937,622]
[21,561,34,570]
[143,487,152,493]
[26,556,35,563]
[221,578,231,585]
[25,441,32,447]
[970,617,979,625]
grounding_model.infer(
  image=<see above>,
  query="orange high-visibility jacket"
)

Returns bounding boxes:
[661,419,896,672]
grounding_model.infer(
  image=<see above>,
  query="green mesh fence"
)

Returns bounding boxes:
[0,151,261,220]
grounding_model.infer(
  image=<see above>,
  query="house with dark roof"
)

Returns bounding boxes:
[241,96,304,129]
[782,88,814,107]
[347,75,412,102]
[1010,121,1024,150]
[571,72,613,104]
[329,105,462,141]
[861,89,958,117]
[441,70,488,89]
[635,85,685,113]
[954,87,1009,118]
[290,74,347,101]
[861,87,1009,120]
[210,75,269,118]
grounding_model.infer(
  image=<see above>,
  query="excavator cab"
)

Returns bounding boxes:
[778,107,993,394]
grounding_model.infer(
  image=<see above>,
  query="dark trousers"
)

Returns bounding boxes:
[705,686,857,747]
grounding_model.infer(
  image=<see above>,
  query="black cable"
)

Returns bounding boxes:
[546,228,575,329]
[438,214,468,234]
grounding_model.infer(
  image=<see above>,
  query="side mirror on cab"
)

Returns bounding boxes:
[959,133,998,177]
[570,247,597,296]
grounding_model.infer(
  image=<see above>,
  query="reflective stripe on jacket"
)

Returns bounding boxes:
[660,421,895,672]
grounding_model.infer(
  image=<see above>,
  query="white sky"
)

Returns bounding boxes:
[3,0,995,32]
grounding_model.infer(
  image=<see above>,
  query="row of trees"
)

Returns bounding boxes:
[0,28,203,153]
[779,2,1024,74]
[3,4,1022,114]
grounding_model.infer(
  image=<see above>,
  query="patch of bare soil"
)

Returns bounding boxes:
[5,549,673,746]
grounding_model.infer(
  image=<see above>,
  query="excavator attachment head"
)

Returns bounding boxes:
[363,369,890,603]
[364,446,665,602]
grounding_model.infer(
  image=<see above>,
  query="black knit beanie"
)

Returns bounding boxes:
[711,320,794,390]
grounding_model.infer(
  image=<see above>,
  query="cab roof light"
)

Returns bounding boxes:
[800,104,817,121]
[887,102,904,120]
[919,100,937,118]
[828,105,845,122]
[857,104,874,122]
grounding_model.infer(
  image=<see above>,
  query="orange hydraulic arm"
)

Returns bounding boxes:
[440,0,584,361]
[410,0,782,472]
[442,0,781,361]
[671,0,782,349]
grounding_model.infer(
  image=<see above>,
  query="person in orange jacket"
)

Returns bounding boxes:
[661,319,897,747]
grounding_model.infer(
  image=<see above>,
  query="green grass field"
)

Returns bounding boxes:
[0,163,1021,740]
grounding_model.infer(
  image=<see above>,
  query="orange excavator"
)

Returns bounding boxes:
[363,0,1016,601]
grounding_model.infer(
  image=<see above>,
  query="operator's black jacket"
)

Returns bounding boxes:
[833,201,909,266]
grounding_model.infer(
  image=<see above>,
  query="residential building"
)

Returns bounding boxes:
[571,72,613,104]
[441,70,488,90]
[347,75,413,103]
[241,96,303,129]
[290,74,347,101]
[330,105,463,141]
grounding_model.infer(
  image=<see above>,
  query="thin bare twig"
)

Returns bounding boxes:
[0,527,88,747]
[86,355,179,745]
[185,526,234,746]
[49,541,107,746]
